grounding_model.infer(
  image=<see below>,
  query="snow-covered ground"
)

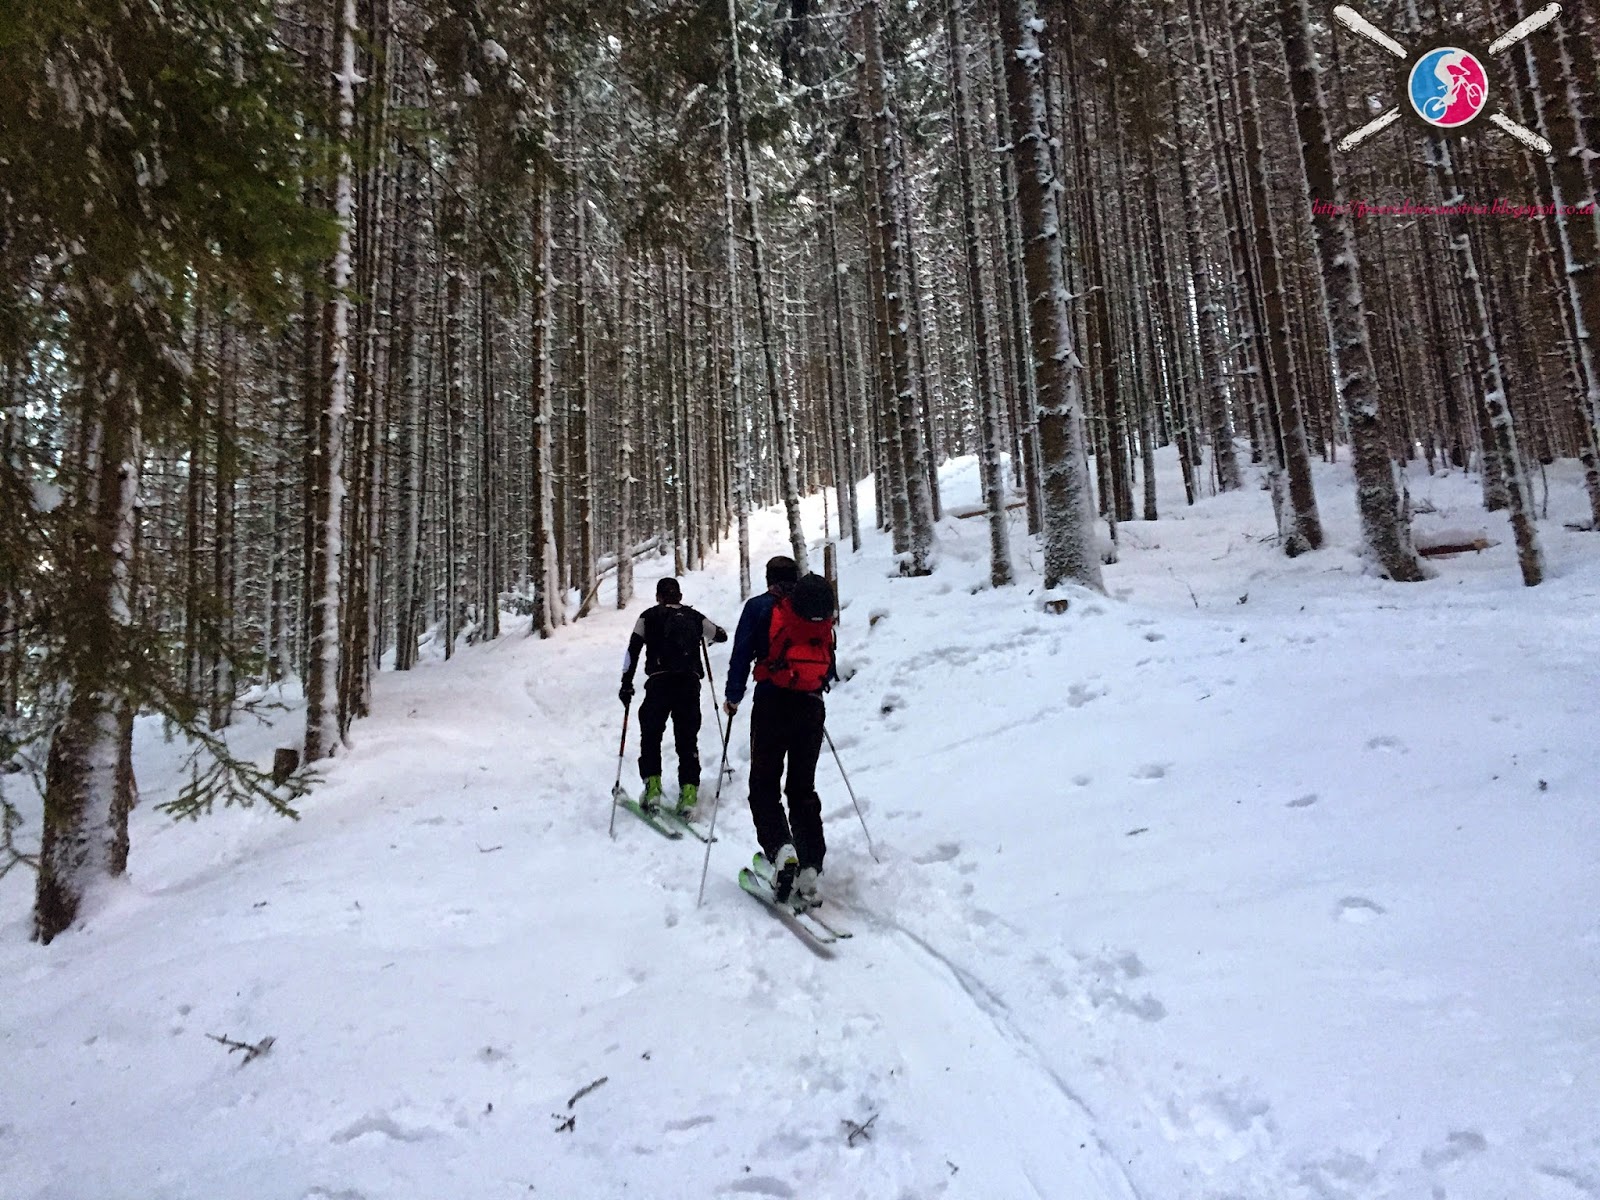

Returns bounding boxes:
[3,450,1598,1200]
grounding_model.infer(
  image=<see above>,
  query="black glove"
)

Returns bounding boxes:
[619,680,634,704]
[712,626,729,645]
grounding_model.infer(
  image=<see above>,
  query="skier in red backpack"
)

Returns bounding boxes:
[724,556,837,907]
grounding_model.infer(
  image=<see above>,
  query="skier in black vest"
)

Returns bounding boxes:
[724,556,837,907]
[620,578,727,817]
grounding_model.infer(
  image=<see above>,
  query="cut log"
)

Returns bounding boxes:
[1413,526,1495,558]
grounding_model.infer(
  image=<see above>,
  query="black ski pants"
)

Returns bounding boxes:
[639,673,703,787]
[747,686,827,871]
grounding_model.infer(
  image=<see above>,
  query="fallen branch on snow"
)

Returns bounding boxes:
[568,1075,608,1109]
[207,1033,276,1064]
[842,1113,878,1146]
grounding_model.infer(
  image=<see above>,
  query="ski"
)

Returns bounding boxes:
[797,906,852,941]
[736,857,851,947]
[614,789,684,840]
[738,868,841,945]
[660,809,716,843]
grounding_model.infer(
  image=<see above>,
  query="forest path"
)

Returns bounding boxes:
[5,456,1600,1200]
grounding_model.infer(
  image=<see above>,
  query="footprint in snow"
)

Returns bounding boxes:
[1420,1129,1486,1168]
[1336,897,1387,923]
[1287,794,1318,808]
[1066,682,1104,708]
[723,1176,796,1197]
[1132,762,1170,781]
[1084,950,1166,1022]
[913,842,961,866]
[1166,1084,1273,1161]
[1536,1165,1600,1197]
[1297,1151,1379,1193]
[1365,735,1407,753]
[662,1113,713,1132]
[664,1115,715,1143]
[330,1114,437,1145]
[611,967,647,1000]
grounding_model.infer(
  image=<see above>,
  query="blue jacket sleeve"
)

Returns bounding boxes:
[724,596,770,706]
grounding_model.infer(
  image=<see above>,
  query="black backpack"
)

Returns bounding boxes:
[658,607,704,676]
[791,573,835,621]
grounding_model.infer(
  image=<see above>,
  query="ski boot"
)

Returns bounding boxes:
[794,866,821,911]
[675,783,698,818]
[640,775,664,812]
[770,843,799,904]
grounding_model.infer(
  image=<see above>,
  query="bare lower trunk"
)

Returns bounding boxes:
[1425,137,1544,586]
[35,365,141,944]
[1241,22,1322,554]
[998,0,1102,591]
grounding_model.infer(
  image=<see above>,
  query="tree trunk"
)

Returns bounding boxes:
[530,160,561,636]
[34,337,141,944]
[1165,6,1242,496]
[726,0,807,571]
[859,0,936,575]
[1278,0,1426,582]
[305,0,356,760]
[997,0,1103,591]
[945,0,1012,586]
[721,92,754,600]
[1422,134,1544,586]
[1521,1,1600,527]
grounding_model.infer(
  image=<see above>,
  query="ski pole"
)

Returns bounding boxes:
[701,639,727,754]
[696,706,735,908]
[824,727,879,863]
[609,696,632,840]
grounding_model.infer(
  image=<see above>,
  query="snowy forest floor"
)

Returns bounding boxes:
[3,448,1599,1200]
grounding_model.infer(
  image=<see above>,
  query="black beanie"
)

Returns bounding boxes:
[657,578,682,603]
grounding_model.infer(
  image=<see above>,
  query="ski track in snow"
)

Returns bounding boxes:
[4,450,1600,1199]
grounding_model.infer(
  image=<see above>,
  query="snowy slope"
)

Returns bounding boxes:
[3,451,1598,1200]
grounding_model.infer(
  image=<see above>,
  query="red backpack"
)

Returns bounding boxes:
[755,580,835,693]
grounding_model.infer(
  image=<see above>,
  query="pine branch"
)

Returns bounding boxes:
[156,726,312,822]
[0,797,39,881]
